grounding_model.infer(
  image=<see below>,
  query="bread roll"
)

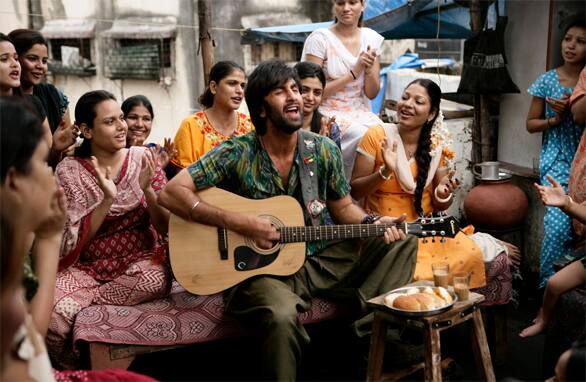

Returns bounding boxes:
[383,293,401,307]
[434,286,453,304]
[412,293,436,310]
[391,287,454,311]
[393,295,421,311]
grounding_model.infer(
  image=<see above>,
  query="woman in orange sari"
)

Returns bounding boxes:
[172,61,253,169]
[351,79,489,288]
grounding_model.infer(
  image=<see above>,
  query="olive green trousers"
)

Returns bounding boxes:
[225,235,417,381]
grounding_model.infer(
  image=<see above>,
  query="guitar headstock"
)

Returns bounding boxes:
[408,215,460,240]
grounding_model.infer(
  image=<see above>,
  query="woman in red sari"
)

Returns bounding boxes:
[48,90,170,368]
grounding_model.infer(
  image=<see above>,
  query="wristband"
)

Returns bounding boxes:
[434,187,453,203]
[547,118,551,129]
[350,70,357,80]
[361,213,381,224]
[378,165,391,180]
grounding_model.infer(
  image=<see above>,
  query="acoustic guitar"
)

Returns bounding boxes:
[169,187,460,295]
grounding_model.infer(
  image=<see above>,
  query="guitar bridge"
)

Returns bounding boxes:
[218,227,228,260]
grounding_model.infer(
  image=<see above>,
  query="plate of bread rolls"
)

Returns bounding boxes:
[383,286,457,317]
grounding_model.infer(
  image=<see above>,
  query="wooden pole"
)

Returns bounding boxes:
[198,0,214,84]
[468,0,495,162]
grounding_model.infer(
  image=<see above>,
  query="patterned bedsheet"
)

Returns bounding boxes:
[73,253,512,348]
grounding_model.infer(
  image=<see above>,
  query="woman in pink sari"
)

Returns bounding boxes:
[48,90,170,368]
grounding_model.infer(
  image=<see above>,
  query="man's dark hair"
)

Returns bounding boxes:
[244,59,301,135]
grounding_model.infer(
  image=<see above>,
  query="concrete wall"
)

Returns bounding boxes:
[5,0,202,146]
[497,0,548,169]
[1,0,29,31]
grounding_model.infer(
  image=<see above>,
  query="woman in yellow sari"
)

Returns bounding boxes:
[172,61,253,169]
[351,78,487,288]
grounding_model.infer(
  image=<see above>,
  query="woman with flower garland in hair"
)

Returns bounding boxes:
[351,79,520,288]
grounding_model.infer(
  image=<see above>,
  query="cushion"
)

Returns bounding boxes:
[73,282,343,347]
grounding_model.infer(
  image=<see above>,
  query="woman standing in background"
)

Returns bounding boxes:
[525,19,585,288]
[302,0,384,180]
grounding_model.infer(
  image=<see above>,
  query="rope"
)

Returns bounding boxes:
[0,10,245,32]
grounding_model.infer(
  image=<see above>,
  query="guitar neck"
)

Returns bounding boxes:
[279,223,410,243]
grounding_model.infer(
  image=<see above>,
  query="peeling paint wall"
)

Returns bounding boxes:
[1,0,29,30]
[32,0,201,146]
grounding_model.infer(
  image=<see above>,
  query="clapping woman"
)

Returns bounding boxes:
[47,90,171,368]
[525,19,585,288]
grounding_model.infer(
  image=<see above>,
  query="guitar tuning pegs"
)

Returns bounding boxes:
[440,238,446,244]
[422,238,428,244]
[431,237,436,243]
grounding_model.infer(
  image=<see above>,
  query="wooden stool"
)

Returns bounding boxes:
[366,283,495,382]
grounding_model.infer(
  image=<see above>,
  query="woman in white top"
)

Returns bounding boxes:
[302,0,384,180]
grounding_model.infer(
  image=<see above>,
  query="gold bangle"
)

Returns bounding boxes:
[434,187,453,203]
[378,165,391,180]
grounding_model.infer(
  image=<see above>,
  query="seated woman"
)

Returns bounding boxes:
[294,61,341,148]
[172,61,253,169]
[0,98,155,381]
[351,79,519,288]
[47,90,171,368]
[122,94,176,170]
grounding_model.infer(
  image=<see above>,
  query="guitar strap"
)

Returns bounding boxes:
[297,130,324,228]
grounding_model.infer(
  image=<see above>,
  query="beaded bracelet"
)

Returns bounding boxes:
[361,213,381,224]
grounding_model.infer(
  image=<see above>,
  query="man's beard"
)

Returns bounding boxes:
[265,102,303,135]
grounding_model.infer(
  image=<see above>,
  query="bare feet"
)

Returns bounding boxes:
[519,309,545,337]
[519,319,546,337]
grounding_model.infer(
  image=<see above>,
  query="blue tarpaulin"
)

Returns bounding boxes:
[241,0,502,44]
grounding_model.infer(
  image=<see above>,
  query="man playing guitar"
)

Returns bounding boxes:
[158,59,418,380]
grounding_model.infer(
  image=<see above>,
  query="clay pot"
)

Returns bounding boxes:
[464,180,529,230]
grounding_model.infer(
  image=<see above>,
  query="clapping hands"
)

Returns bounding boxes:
[90,156,117,200]
[545,93,570,126]
[381,137,398,174]
[34,187,67,241]
[353,45,378,77]
[436,171,460,199]
[534,175,567,207]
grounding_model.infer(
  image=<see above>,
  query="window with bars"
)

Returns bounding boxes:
[105,38,174,80]
[47,38,95,76]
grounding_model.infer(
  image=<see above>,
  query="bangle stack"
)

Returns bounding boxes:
[378,165,391,180]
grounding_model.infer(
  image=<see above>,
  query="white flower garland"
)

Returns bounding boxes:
[429,110,455,169]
